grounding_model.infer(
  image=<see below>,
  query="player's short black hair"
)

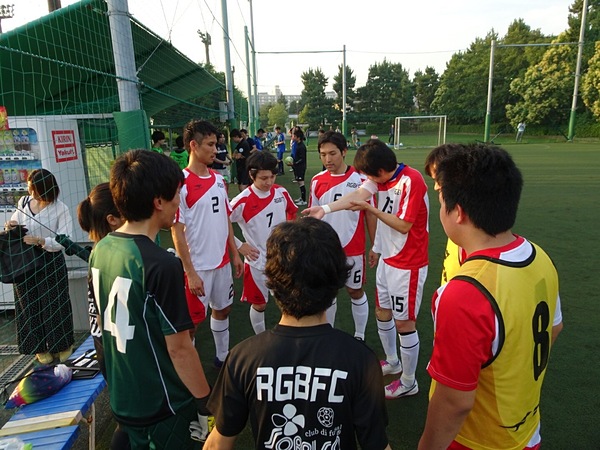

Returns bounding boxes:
[353,139,397,176]
[175,135,184,149]
[28,169,60,203]
[257,128,265,134]
[436,143,523,236]
[318,131,347,153]
[110,149,184,222]
[230,128,242,138]
[265,218,350,319]
[424,143,466,177]
[151,130,165,143]
[247,151,278,180]
[183,120,218,149]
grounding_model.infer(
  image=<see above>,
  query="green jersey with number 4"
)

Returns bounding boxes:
[89,232,195,426]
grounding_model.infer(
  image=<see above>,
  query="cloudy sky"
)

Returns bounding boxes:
[5,0,575,96]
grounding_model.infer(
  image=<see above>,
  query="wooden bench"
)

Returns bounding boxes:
[0,335,106,449]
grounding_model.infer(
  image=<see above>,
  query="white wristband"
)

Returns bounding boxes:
[322,204,332,214]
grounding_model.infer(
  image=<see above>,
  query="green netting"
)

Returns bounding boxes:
[0,0,245,377]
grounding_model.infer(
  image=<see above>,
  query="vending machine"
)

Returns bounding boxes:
[0,115,90,328]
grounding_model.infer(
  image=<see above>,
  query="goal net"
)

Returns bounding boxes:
[394,115,447,148]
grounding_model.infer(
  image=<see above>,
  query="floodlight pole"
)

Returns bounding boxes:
[221,0,236,131]
[342,45,347,137]
[107,0,140,111]
[248,0,259,136]
[568,0,588,141]
[244,26,254,133]
[484,39,496,143]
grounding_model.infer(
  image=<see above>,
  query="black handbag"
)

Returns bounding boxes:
[0,225,45,284]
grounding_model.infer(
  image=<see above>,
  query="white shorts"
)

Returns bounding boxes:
[345,254,366,290]
[375,261,428,321]
[185,265,234,324]
[241,263,269,305]
[215,167,231,183]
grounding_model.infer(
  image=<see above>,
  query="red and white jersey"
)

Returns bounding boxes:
[176,169,231,271]
[310,167,369,257]
[230,184,297,270]
[362,164,429,269]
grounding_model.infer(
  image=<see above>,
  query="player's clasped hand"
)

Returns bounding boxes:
[301,206,325,219]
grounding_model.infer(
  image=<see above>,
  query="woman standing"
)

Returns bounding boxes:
[8,169,74,364]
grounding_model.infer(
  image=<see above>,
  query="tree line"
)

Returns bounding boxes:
[260,0,600,136]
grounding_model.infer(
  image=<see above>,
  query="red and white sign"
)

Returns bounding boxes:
[52,130,78,162]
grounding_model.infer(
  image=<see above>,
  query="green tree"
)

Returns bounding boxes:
[259,103,274,128]
[332,64,357,121]
[431,32,497,124]
[506,33,576,127]
[581,42,600,119]
[413,67,439,115]
[355,59,413,125]
[277,94,287,107]
[268,103,288,128]
[299,68,334,128]
[507,0,600,127]
[494,19,548,122]
[288,100,301,115]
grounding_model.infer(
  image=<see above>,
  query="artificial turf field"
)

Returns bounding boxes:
[104,139,600,449]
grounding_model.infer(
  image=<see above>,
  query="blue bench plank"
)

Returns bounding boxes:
[10,335,106,422]
[12,425,80,450]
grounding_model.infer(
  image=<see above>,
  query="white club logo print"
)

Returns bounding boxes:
[265,404,305,449]
[317,407,334,428]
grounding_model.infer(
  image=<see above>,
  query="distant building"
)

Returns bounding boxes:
[259,85,339,107]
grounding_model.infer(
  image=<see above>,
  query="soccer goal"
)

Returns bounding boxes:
[394,115,447,149]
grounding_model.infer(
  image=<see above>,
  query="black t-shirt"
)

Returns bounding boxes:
[235,139,251,184]
[294,141,307,167]
[208,324,389,450]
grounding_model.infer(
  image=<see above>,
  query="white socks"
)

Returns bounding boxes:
[210,316,229,362]
[351,294,369,339]
[325,298,338,326]
[249,307,265,334]
[377,318,399,363]
[400,331,420,385]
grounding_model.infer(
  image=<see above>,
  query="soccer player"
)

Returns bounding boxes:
[89,149,212,447]
[230,151,297,335]
[290,127,308,205]
[303,139,429,399]
[203,218,391,450]
[275,126,286,175]
[310,131,376,340]
[171,120,243,368]
[419,143,563,450]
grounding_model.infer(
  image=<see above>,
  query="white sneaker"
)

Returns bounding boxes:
[380,359,402,376]
[294,199,307,206]
[384,379,418,399]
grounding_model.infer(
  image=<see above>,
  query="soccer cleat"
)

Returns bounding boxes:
[380,359,402,376]
[213,357,224,369]
[384,379,418,399]
[294,199,307,206]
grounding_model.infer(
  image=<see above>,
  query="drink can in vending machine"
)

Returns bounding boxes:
[18,169,28,183]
